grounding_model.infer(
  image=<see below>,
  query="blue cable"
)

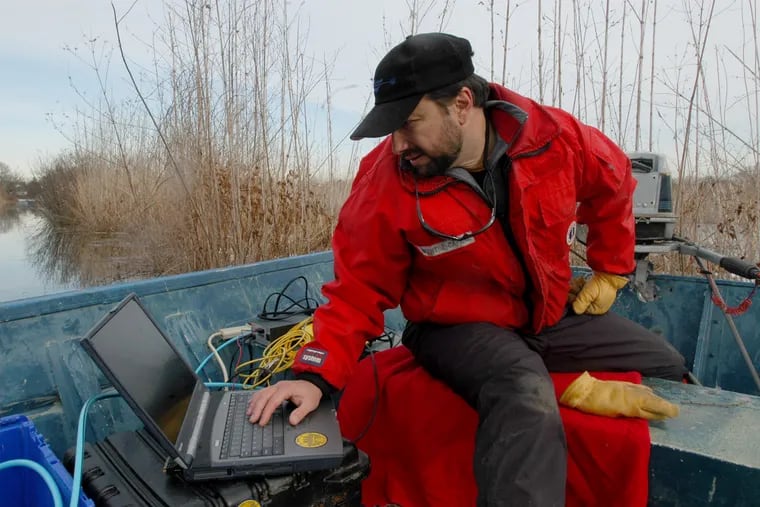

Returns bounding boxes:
[195,335,245,376]
[70,391,120,507]
[0,458,63,507]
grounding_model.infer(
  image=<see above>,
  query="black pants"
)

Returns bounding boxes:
[401,311,686,507]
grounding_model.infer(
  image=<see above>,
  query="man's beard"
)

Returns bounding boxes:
[399,151,458,177]
[398,118,463,177]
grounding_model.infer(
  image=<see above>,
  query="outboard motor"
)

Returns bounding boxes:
[628,152,759,301]
[629,152,676,243]
[626,151,760,390]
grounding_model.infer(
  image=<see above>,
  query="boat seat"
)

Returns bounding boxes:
[337,346,651,507]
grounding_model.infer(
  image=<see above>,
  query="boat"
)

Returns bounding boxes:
[1,250,759,505]
[2,152,760,505]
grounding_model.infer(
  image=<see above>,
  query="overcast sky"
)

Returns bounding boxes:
[1,0,756,178]
[1,0,473,177]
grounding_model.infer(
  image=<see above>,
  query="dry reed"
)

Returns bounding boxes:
[31,0,760,286]
[34,0,344,286]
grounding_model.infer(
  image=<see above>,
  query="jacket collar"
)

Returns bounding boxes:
[486,84,562,158]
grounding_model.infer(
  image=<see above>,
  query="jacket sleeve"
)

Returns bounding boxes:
[291,153,412,391]
[574,124,637,275]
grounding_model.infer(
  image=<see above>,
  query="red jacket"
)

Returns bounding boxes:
[294,84,636,390]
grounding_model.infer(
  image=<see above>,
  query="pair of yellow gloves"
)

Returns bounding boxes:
[560,272,680,421]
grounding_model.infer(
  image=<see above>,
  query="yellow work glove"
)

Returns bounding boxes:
[570,272,629,315]
[559,371,679,420]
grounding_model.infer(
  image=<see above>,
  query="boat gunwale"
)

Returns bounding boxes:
[0,251,334,323]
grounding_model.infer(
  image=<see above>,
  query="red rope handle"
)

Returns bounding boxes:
[709,285,756,316]
[695,258,760,316]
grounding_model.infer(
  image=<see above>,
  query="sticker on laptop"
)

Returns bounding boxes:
[298,347,327,367]
[295,432,328,448]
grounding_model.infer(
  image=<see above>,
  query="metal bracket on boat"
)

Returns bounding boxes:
[632,237,760,302]
[631,240,680,302]
[631,257,657,302]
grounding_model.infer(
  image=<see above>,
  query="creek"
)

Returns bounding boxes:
[0,205,76,302]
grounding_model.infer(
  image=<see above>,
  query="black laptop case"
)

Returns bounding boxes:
[64,428,369,507]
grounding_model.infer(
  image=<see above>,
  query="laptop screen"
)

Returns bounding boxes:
[85,297,197,443]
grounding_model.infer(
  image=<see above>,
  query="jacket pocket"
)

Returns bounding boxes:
[538,187,577,227]
[533,186,577,257]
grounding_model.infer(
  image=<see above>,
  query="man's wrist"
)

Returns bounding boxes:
[294,372,336,397]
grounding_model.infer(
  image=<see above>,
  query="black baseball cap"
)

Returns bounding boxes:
[350,33,475,141]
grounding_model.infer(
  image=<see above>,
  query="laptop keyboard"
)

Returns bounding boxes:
[220,392,285,459]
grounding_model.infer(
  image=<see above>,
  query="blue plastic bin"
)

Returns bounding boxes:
[0,414,94,507]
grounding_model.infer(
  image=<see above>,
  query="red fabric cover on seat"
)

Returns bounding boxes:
[337,346,650,507]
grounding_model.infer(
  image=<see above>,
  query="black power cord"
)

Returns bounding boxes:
[349,328,397,444]
[348,346,380,445]
[258,276,320,321]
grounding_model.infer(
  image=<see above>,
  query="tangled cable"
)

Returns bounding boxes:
[235,316,315,389]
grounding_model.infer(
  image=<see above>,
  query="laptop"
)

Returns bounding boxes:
[80,293,344,481]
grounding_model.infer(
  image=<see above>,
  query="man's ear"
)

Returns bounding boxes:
[454,87,475,124]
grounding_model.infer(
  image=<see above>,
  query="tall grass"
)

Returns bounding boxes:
[35,0,342,285]
[34,0,759,285]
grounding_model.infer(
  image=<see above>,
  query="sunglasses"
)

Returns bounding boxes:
[414,171,497,242]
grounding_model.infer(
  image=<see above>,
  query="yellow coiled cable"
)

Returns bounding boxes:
[235,316,314,389]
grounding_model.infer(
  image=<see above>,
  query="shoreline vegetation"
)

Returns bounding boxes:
[29,0,358,286]
[0,188,11,209]
[6,0,759,288]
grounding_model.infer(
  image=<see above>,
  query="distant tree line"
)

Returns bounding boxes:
[0,161,42,200]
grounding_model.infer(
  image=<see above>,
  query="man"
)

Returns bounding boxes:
[248,32,686,506]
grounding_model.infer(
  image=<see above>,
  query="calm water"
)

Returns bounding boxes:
[0,207,76,303]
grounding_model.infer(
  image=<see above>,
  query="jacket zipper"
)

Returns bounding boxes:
[510,140,553,332]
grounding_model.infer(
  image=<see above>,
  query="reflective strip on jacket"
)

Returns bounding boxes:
[293,83,637,391]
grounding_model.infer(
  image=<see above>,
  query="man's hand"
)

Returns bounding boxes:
[570,272,629,315]
[246,380,322,426]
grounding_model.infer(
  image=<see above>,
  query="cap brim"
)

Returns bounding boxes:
[350,94,423,141]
